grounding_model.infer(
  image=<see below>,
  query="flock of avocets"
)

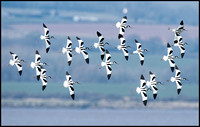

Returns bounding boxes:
[9,16,188,106]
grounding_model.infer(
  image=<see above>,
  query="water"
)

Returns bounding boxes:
[1,108,199,125]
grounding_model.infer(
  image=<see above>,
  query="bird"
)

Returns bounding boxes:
[146,71,162,99]
[169,20,186,35]
[117,34,130,61]
[40,23,55,53]
[116,16,131,35]
[170,65,187,95]
[131,39,148,66]
[161,43,179,72]
[100,49,117,80]
[39,66,52,91]
[75,37,89,64]
[30,50,48,80]
[9,51,24,76]
[63,71,79,100]
[173,32,188,58]
[136,74,148,106]
[62,36,73,66]
[94,31,109,60]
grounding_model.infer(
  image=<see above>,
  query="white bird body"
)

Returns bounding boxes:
[63,71,79,100]
[171,20,186,35]
[75,37,89,64]
[9,51,23,76]
[136,74,147,106]
[62,36,73,66]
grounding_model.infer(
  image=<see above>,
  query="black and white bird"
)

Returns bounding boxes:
[136,74,148,106]
[169,20,186,35]
[39,66,52,91]
[116,16,131,35]
[75,37,89,64]
[117,34,130,61]
[170,65,187,95]
[173,32,188,58]
[132,39,148,66]
[94,31,109,60]
[161,43,179,72]
[40,23,54,53]
[63,71,79,100]
[100,50,117,80]
[146,71,162,99]
[62,36,73,66]
[30,50,48,80]
[9,51,24,76]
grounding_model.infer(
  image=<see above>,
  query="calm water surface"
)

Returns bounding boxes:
[1,108,199,125]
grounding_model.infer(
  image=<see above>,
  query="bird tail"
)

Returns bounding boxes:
[9,60,15,66]
[117,45,121,50]
[94,43,99,48]
[62,47,67,54]
[75,47,81,54]
[101,62,106,67]
[136,87,141,94]
[170,77,176,82]
[40,35,44,40]
[116,22,121,28]
[30,62,35,69]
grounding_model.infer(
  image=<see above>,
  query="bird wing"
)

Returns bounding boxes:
[15,63,22,75]
[175,66,181,78]
[105,50,111,63]
[168,59,175,69]
[122,48,129,58]
[140,75,146,88]
[150,72,156,82]
[81,50,89,61]
[45,39,51,53]
[135,40,142,50]
[10,52,18,61]
[176,80,182,89]
[120,16,127,26]
[76,37,84,47]
[68,85,75,99]
[97,31,104,42]
[106,64,112,79]
[167,46,173,56]
[138,52,144,62]
[66,36,72,48]
[66,71,72,82]
[177,20,184,31]
[43,23,49,36]
[35,50,41,63]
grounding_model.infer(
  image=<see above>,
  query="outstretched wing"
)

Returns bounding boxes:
[135,39,142,50]
[45,39,51,53]
[97,31,104,43]
[43,23,49,36]
[35,50,41,63]
[15,63,22,76]
[10,52,18,61]
[68,85,75,100]
[149,71,156,82]
[175,65,181,78]
[106,64,112,80]
[167,43,173,56]
[138,52,144,66]
[105,50,111,63]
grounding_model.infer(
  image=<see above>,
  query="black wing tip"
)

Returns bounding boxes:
[43,23,47,28]
[37,75,40,81]
[68,61,72,66]
[76,36,80,40]
[101,54,105,60]
[143,100,147,106]
[181,53,184,58]
[149,71,153,75]
[66,71,69,75]
[106,49,109,54]
[123,16,127,19]
[175,65,179,69]
[67,36,71,40]
[140,60,144,66]
[36,50,39,54]
[107,74,111,80]
[125,56,129,61]
[167,43,171,48]
[85,58,89,64]
[153,94,157,99]
[171,67,174,72]
[42,85,46,91]
[71,94,75,100]
[135,39,138,43]
[97,31,101,36]
[19,70,22,76]
[46,47,50,53]
[141,74,145,80]
[10,51,14,54]
[180,20,184,25]
[118,34,123,39]
[177,89,181,95]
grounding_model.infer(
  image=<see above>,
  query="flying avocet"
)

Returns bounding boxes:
[100,49,117,80]
[169,20,186,35]
[146,71,162,99]
[75,37,89,64]
[116,16,131,35]
[173,32,188,58]
[30,50,48,80]
[136,74,148,106]
[170,65,187,95]
[131,39,148,66]
[161,43,179,72]
[94,31,109,60]
[117,34,130,61]
[9,51,24,76]
[40,23,55,53]
[62,71,79,100]
[62,36,73,66]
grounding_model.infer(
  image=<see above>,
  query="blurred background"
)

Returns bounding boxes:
[1,1,199,125]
